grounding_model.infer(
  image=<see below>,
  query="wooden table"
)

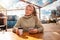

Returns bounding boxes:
[0,23,60,40]
[42,23,60,40]
[0,31,43,40]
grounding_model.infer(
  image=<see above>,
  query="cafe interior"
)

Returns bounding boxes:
[0,0,60,40]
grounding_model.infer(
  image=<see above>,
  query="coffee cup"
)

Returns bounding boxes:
[18,28,23,36]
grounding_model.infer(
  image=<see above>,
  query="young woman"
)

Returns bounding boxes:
[13,4,44,34]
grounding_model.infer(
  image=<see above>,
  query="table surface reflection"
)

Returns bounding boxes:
[0,31,43,40]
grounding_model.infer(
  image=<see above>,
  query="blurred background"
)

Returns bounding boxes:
[0,0,60,28]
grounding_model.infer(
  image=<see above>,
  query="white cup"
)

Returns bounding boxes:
[18,28,23,35]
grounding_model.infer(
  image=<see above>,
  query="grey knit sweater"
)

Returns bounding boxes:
[14,15,43,32]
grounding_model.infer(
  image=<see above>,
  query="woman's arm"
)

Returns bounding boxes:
[13,18,21,34]
[34,16,44,33]
[35,20,44,33]
[14,18,21,28]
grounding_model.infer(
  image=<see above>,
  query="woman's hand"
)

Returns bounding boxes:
[29,29,38,33]
[13,28,19,34]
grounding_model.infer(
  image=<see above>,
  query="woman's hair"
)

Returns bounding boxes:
[27,5,37,16]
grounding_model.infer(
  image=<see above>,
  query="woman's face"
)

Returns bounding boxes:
[25,5,34,16]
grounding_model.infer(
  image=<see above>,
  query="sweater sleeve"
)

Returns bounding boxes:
[14,18,21,28]
[34,16,44,33]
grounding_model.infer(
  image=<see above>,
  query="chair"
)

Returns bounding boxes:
[0,13,7,31]
[7,15,17,28]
